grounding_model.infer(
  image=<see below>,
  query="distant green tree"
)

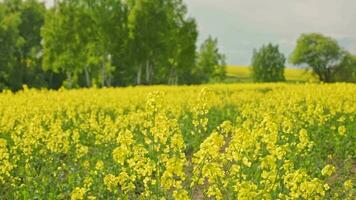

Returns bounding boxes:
[85,0,129,87]
[128,0,168,85]
[172,18,198,84]
[161,1,198,85]
[42,1,85,88]
[127,0,198,85]
[42,0,128,88]
[0,2,22,90]
[251,43,285,82]
[1,0,200,89]
[333,52,356,82]
[0,0,62,91]
[18,0,50,88]
[195,36,226,83]
[290,33,344,82]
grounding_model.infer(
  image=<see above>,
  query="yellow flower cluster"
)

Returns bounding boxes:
[321,164,335,177]
[104,91,188,198]
[0,138,14,184]
[71,187,86,200]
[0,83,354,199]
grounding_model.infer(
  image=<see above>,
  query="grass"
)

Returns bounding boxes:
[226,65,319,83]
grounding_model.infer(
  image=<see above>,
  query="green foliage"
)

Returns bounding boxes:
[128,0,167,85]
[3,1,354,91]
[18,0,52,88]
[0,2,23,90]
[251,43,285,82]
[89,0,129,87]
[333,53,356,83]
[0,0,51,90]
[42,0,123,88]
[0,0,201,90]
[171,18,198,84]
[196,36,226,83]
[290,33,344,83]
[39,0,199,88]
[127,0,198,85]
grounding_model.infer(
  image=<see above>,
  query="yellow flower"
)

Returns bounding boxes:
[173,189,190,200]
[338,126,346,136]
[76,144,89,159]
[242,157,252,167]
[71,187,86,200]
[95,160,104,170]
[1,82,355,199]
[87,196,96,200]
[0,138,13,184]
[83,160,90,169]
[324,183,330,190]
[84,177,93,188]
[297,129,313,151]
[206,185,223,200]
[321,165,335,177]
[343,179,353,190]
[104,174,119,192]
[112,146,130,165]
[237,182,259,200]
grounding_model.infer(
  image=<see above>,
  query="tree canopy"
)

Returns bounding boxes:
[251,43,285,82]
[0,0,221,90]
[0,0,48,90]
[195,36,226,83]
[290,33,345,82]
[333,52,356,83]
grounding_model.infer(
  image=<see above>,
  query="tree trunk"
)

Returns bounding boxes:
[48,72,53,88]
[84,67,91,87]
[150,63,154,85]
[174,70,178,85]
[146,61,151,85]
[168,68,174,85]
[324,68,333,83]
[150,65,155,85]
[101,58,106,87]
[106,54,112,86]
[136,65,142,85]
[168,71,171,85]
[66,72,72,88]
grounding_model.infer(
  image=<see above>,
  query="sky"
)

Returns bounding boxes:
[43,0,356,65]
[185,0,356,65]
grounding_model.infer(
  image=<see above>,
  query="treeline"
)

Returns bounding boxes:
[1,1,355,91]
[251,34,356,83]
[0,0,226,91]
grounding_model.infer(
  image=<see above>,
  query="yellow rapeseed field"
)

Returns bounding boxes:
[226,66,318,82]
[0,83,355,199]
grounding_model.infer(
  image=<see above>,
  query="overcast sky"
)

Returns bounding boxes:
[43,0,356,65]
[185,0,356,65]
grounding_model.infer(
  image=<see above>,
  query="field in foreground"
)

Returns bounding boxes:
[0,84,355,199]
[226,66,318,83]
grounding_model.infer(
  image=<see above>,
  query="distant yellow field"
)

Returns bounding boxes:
[226,66,318,82]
